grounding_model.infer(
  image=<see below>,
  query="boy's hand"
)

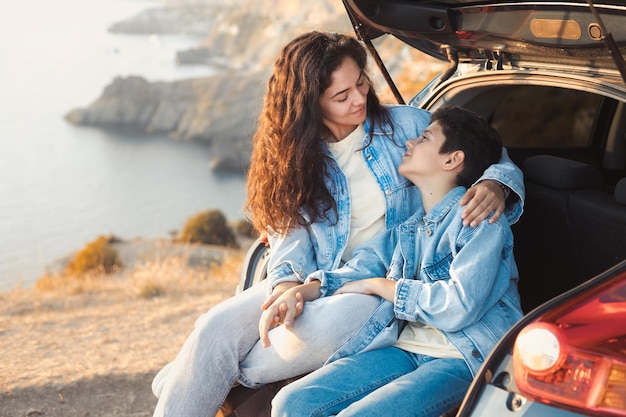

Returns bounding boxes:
[460,180,505,227]
[258,288,304,348]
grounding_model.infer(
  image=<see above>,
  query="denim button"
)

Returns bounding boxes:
[472,350,481,359]
[425,229,432,236]
[385,189,392,196]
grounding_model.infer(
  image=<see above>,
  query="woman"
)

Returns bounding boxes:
[152,31,524,417]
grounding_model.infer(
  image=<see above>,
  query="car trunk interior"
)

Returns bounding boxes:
[444,83,626,312]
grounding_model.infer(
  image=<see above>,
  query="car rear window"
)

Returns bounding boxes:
[490,85,603,148]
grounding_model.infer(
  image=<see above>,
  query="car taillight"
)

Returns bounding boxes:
[513,271,626,416]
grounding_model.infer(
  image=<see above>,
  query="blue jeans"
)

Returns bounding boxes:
[152,281,381,417]
[272,346,473,417]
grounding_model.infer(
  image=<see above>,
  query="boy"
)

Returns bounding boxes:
[271,106,523,417]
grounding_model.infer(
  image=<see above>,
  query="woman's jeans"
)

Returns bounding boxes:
[152,281,381,417]
[272,346,473,417]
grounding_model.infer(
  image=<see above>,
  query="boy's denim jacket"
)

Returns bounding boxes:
[265,105,525,293]
[309,187,524,376]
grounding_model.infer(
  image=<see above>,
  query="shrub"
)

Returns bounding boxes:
[179,209,239,248]
[65,235,122,276]
[136,281,165,299]
[234,219,258,239]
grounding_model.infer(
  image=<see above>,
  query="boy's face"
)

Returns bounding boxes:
[398,120,448,179]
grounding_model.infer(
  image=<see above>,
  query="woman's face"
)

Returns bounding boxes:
[319,57,369,142]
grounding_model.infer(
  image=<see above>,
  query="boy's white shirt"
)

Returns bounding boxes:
[394,321,464,359]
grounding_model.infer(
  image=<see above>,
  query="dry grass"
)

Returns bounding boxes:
[33,238,247,296]
[0,243,245,417]
[129,250,245,298]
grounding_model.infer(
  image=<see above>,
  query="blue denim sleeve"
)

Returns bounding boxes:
[308,229,397,296]
[384,105,432,145]
[393,221,511,332]
[266,226,317,295]
[476,147,525,225]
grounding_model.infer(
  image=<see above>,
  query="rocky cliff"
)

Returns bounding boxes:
[65,71,268,171]
[64,0,352,172]
[64,0,443,172]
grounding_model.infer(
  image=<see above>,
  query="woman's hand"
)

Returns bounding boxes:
[258,280,321,348]
[459,180,506,227]
[259,287,304,348]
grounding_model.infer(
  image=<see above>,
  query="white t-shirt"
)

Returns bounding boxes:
[326,124,386,263]
[394,321,463,359]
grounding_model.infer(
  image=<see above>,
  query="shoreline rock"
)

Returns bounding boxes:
[64,0,352,172]
[64,71,267,172]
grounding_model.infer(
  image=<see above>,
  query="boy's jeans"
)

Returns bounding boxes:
[272,346,472,417]
[152,281,381,417]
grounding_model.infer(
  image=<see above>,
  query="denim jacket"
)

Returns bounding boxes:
[312,187,523,376]
[266,105,525,293]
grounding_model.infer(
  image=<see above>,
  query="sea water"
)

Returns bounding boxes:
[0,0,247,290]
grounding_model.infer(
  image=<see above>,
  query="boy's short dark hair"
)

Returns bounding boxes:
[431,106,503,188]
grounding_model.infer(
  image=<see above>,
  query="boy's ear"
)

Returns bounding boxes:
[443,150,465,171]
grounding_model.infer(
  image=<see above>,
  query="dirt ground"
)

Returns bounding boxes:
[0,241,245,417]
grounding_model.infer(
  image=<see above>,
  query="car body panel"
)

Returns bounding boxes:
[410,65,626,110]
[457,261,626,417]
[344,0,626,68]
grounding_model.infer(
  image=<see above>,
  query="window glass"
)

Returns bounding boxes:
[490,86,603,148]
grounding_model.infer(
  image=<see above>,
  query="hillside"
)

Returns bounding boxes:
[0,241,245,417]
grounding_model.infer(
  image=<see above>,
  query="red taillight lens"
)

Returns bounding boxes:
[601,364,626,411]
[514,326,613,408]
[513,271,626,416]
[514,323,565,375]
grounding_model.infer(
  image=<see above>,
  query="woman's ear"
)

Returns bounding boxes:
[443,150,465,171]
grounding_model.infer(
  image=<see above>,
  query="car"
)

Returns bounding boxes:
[231,0,626,416]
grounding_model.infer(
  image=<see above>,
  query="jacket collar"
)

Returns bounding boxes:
[405,186,467,225]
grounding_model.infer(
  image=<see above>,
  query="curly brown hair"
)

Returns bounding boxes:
[245,31,390,235]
